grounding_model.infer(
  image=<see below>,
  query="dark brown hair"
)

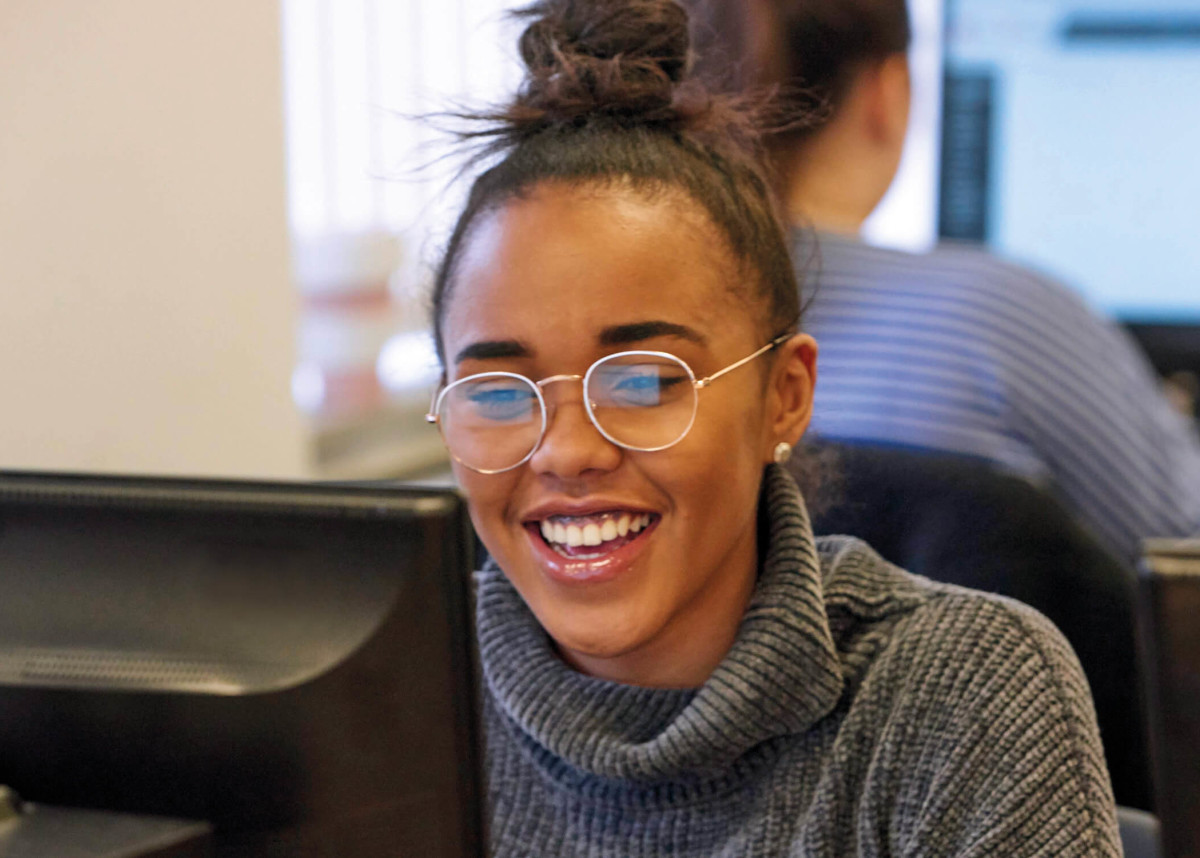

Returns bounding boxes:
[430,0,807,364]
[687,0,911,131]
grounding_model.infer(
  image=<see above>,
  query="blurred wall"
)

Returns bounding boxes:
[0,1,308,478]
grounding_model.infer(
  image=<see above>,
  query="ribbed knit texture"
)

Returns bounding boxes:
[477,465,1122,857]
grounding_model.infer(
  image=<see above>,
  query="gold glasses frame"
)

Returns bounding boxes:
[425,332,793,474]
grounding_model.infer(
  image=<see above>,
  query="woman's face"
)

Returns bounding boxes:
[441,182,815,687]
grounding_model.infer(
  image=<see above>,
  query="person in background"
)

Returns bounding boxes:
[1164,371,1199,423]
[425,0,1121,854]
[685,0,1200,565]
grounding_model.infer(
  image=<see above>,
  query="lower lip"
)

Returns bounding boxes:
[525,518,659,585]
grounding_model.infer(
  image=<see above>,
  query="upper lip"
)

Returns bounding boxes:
[521,499,661,523]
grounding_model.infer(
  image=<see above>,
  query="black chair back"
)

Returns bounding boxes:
[806,443,1152,811]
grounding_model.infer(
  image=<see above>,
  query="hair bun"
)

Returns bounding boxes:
[513,0,698,127]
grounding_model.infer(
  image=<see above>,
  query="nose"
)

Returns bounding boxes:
[528,378,622,479]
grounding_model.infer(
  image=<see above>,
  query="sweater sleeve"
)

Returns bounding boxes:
[888,593,1123,858]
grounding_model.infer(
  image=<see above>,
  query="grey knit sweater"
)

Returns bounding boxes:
[476,465,1122,857]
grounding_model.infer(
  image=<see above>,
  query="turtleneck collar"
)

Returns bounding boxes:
[474,464,844,790]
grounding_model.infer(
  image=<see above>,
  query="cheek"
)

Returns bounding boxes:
[690,389,768,471]
[643,394,767,525]
[456,468,522,557]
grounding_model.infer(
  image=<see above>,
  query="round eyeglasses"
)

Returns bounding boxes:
[426,333,792,474]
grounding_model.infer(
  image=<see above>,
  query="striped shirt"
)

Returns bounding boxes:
[800,231,1200,564]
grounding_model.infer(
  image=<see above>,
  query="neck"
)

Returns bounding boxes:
[781,145,882,235]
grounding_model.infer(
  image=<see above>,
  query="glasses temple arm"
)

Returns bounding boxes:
[424,384,444,423]
[695,333,793,389]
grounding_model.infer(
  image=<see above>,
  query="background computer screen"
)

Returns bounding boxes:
[941,0,1200,324]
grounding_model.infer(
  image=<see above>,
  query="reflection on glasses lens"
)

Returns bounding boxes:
[462,378,538,422]
[587,354,697,452]
[434,354,701,473]
[437,374,543,473]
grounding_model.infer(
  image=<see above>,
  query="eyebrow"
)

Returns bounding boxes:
[452,321,706,365]
[454,339,532,365]
[598,321,707,347]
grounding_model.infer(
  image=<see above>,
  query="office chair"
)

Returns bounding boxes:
[1118,806,1163,858]
[804,442,1153,812]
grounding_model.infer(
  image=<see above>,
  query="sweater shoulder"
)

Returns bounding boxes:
[816,534,1084,675]
[816,536,1120,855]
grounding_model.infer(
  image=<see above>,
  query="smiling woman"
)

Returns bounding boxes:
[423,1,1123,855]
[438,181,813,688]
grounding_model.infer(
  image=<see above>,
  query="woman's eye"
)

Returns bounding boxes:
[615,374,659,392]
[603,369,686,406]
[466,385,536,421]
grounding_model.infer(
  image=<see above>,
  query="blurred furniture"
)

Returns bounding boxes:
[1137,540,1200,858]
[1118,806,1163,858]
[805,442,1153,811]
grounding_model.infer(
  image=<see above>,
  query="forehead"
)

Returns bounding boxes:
[441,183,751,364]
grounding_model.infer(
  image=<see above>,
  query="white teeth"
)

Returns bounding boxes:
[538,511,655,551]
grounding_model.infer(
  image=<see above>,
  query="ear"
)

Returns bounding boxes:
[762,333,817,463]
[863,52,912,151]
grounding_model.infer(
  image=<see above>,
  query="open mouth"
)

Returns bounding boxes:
[532,510,660,559]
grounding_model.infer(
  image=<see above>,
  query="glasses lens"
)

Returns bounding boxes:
[437,374,543,472]
[587,354,697,450]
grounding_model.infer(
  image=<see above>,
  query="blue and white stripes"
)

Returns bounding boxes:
[800,231,1200,563]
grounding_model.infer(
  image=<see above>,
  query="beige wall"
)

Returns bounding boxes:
[0,1,308,479]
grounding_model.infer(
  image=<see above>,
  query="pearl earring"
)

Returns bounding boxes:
[773,442,793,465]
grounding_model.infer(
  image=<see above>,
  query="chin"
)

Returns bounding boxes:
[537,601,655,664]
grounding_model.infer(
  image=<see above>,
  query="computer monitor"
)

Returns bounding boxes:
[941,0,1200,328]
[938,0,1200,389]
[0,470,482,858]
